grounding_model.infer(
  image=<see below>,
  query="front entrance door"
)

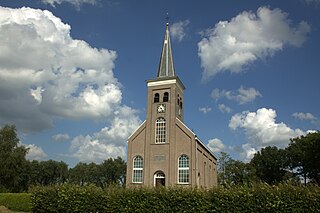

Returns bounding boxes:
[154,171,165,187]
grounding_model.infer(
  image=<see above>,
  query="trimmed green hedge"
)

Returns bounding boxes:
[30,184,320,212]
[0,193,32,212]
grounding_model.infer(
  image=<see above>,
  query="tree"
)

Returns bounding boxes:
[28,160,42,185]
[69,157,127,187]
[249,146,288,185]
[114,156,127,186]
[28,160,68,186]
[0,125,28,192]
[100,157,126,186]
[218,152,251,186]
[286,132,320,185]
[69,162,90,186]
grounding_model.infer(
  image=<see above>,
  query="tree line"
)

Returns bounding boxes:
[1,124,319,192]
[218,131,320,186]
[0,125,126,192]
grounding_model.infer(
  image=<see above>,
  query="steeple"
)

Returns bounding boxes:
[157,16,175,78]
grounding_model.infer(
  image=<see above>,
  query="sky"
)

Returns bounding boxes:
[0,0,319,167]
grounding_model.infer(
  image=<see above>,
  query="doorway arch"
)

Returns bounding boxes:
[154,171,165,187]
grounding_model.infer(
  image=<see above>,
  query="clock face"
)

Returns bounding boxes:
[157,104,166,113]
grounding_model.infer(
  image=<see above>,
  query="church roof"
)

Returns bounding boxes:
[157,20,175,78]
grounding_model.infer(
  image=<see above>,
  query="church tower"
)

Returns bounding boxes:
[127,19,217,187]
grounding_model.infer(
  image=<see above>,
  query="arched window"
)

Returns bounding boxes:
[179,98,183,109]
[163,92,169,102]
[178,155,189,184]
[155,117,166,143]
[133,156,143,183]
[154,93,159,103]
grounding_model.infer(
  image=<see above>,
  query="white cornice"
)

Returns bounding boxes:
[147,79,176,87]
[195,136,217,160]
[176,117,195,137]
[147,79,184,91]
[127,120,146,141]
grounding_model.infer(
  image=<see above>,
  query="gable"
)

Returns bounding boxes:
[128,120,146,143]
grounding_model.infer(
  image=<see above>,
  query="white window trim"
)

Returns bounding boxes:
[155,117,166,144]
[178,155,190,184]
[132,156,143,183]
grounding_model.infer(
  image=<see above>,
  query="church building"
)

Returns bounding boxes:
[126,20,217,187]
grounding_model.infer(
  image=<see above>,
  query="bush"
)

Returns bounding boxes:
[30,184,320,212]
[30,184,107,213]
[0,193,32,212]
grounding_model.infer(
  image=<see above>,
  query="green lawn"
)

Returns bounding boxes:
[0,193,31,213]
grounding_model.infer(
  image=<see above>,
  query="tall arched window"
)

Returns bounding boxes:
[154,93,159,103]
[163,92,169,102]
[133,156,143,183]
[178,155,189,184]
[155,117,166,143]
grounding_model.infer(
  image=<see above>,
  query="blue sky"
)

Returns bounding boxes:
[0,0,319,167]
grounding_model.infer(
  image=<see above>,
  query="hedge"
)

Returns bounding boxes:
[30,184,320,212]
[0,193,32,212]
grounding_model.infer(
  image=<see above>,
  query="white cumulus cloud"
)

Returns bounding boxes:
[229,108,307,160]
[212,86,262,105]
[241,143,258,161]
[25,144,48,160]
[207,138,225,153]
[198,6,311,81]
[0,6,125,132]
[170,20,190,42]
[70,106,141,163]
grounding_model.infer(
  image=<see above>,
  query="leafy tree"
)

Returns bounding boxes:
[87,162,102,187]
[0,125,28,192]
[28,160,42,185]
[69,162,90,186]
[69,157,126,187]
[28,160,68,186]
[249,146,288,184]
[218,152,251,186]
[114,156,127,186]
[100,157,126,186]
[286,131,320,185]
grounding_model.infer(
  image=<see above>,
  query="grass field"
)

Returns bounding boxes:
[0,194,31,213]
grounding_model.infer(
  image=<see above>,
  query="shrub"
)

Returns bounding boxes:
[30,184,107,213]
[31,184,320,212]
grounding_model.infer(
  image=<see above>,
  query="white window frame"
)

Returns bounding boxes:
[178,154,189,184]
[132,156,143,183]
[155,117,166,144]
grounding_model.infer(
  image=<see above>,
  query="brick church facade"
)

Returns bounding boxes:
[126,20,217,187]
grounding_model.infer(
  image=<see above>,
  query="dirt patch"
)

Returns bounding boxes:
[0,206,9,213]
[0,206,27,213]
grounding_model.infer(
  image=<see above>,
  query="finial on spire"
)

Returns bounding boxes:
[166,12,169,26]
[157,13,175,78]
